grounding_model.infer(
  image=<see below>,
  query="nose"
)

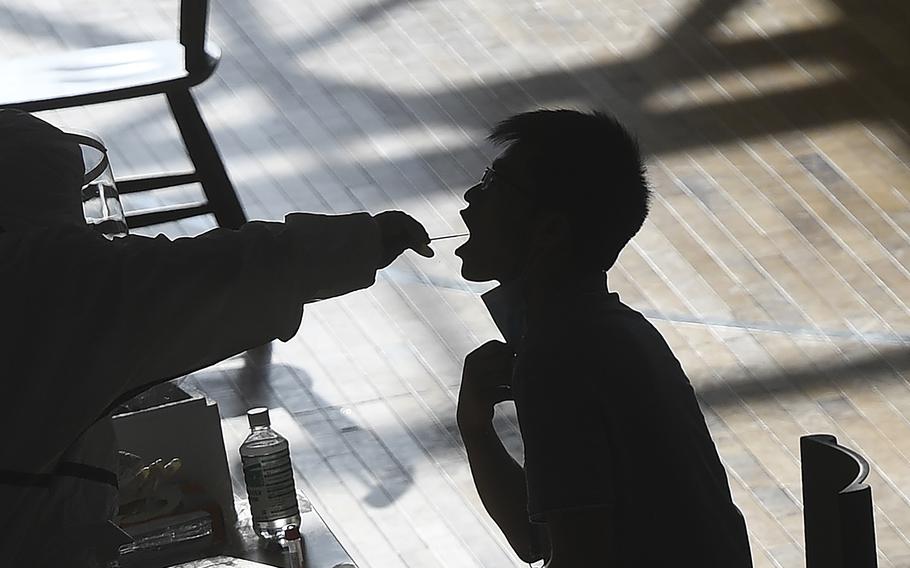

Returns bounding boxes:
[463,182,482,204]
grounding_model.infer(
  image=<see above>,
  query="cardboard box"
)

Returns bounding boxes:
[112,391,236,528]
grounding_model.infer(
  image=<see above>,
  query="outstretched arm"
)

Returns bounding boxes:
[3,211,429,470]
[112,210,430,387]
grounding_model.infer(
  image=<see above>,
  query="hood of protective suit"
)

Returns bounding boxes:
[0,109,85,223]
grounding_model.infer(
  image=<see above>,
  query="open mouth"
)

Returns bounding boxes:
[454,235,473,258]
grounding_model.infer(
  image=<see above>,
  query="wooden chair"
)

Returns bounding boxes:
[800,434,877,568]
[0,0,247,230]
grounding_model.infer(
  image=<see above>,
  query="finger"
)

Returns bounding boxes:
[469,360,514,387]
[463,350,512,375]
[475,339,510,354]
[399,215,433,258]
[489,385,514,404]
[413,243,435,257]
[164,458,182,475]
[472,341,515,363]
[478,371,513,390]
[406,217,431,243]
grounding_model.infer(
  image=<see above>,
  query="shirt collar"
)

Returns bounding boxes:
[481,271,616,346]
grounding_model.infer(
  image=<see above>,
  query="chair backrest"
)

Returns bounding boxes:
[800,434,877,568]
[179,0,210,75]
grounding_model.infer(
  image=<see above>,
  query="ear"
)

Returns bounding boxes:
[522,212,572,265]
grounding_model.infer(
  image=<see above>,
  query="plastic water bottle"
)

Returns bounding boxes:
[240,407,301,539]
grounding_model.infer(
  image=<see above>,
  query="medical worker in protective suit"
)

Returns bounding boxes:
[0,109,433,566]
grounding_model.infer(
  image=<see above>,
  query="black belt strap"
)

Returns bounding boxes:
[0,461,118,488]
[0,469,53,486]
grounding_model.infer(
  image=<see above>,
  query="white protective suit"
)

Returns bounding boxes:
[0,212,380,566]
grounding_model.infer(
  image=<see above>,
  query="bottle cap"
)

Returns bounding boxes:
[247,407,271,428]
[284,524,301,540]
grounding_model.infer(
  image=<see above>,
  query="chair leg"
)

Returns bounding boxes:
[167,88,247,229]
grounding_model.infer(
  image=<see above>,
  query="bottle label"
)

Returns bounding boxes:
[241,449,300,522]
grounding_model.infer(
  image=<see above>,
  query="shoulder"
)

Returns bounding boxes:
[513,331,603,410]
[522,302,652,368]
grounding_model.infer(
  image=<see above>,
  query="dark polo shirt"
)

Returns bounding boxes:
[512,274,753,567]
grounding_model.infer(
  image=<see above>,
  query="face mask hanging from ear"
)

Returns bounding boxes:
[479,212,567,346]
[67,130,129,239]
[481,280,527,346]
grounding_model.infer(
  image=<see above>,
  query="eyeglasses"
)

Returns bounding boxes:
[479,167,496,190]
[477,167,528,198]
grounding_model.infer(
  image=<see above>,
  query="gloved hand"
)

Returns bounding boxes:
[117,452,182,506]
[375,210,434,269]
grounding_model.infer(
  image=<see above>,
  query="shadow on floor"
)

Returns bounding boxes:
[697,343,910,407]
[186,350,422,509]
[5,0,907,205]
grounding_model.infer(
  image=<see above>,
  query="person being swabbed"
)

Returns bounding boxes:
[455,109,753,567]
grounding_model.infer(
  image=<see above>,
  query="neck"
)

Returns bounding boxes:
[512,264,607,305]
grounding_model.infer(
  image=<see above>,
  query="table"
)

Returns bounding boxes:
[213,411,358,568]
[114,394,356,568]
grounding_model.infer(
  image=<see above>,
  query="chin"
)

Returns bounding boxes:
[460,267,492,282]
[456,239,502,282]
[458,258,500,283]
[456,253,490,283]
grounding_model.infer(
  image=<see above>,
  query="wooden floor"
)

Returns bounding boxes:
[3,0,910,566]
